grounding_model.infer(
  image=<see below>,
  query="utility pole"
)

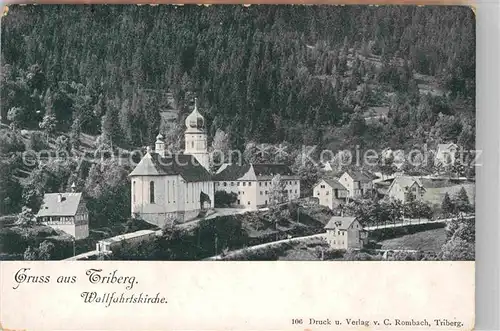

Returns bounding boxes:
[72,237,76,257]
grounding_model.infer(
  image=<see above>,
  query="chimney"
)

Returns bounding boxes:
[57,194,63,203]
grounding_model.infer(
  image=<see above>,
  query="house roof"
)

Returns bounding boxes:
[325,216,357,230]
[345,170,373,182]
[129,152,212,182]
[213,163,252,181]
[388,176,425,193]
[213,163,298,181]
[37,193,83,217]
[316,178,347,190]
[437,143,458,151]
[252,164,296,177]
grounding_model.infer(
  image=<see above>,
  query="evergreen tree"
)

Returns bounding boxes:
[441,192,454,216]
[454,187,472,214]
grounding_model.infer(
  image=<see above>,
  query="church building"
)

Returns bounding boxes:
[128,99,214,227]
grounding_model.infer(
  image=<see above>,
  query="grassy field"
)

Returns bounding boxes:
[423,183,475,207]
[378,227,446,253]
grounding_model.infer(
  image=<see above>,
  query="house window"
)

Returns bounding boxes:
[265,182,268,187]
[265,191,268,194]
[247,201,250,205]
[223,182,227,187]
[248,182,252,186]
[295,181,297,185]
[231,182,234,186]
[243,182,246,187]
[338,231,341,235]
[259,182,262,186]
[237,182,240,186]
[260,191,263,195]
[295,190,297,193]
[149,181,155,204]
[326,191,329,195]
[317,192,320,196]
[320,185,325,189]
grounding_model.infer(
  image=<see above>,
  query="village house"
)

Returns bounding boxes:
[435,143,459,166]
[313,178,348,209]
[338,170,374,198]
[36,189,89,240]
[324,216,367,250]
[386,176,426,203]
[213,163,300,210]
[320,161,333,172]
[128,99,214,227]
[362,106,389,124]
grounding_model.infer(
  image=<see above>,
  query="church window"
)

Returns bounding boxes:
[167,180,170,203]
[149,181,155,204]
[132,181,136,203]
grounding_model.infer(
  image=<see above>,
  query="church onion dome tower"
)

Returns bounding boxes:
[155,133,166,156]
[185,98,205,133]
[184,98,209,171]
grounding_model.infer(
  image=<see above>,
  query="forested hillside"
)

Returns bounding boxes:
[2,5,475,151]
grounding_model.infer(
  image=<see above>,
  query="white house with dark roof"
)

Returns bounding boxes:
[339,170,374,198]
[36,191,89,239]
[128,99,214,227]
[386,176,426,203]
[213,163,300,209]
[324,216,367,249]
[313,178,348,209]
[435,143,458,166]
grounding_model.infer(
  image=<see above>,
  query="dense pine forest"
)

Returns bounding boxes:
[0,5,476,261]
[2,5,475,151]
[0,5,475,222]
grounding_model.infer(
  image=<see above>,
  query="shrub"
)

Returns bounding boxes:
[25,131,49,152]
[0,129,25,154]
[214,190,237,207]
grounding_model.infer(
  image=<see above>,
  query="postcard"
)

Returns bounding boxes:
[0,4,475,330]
